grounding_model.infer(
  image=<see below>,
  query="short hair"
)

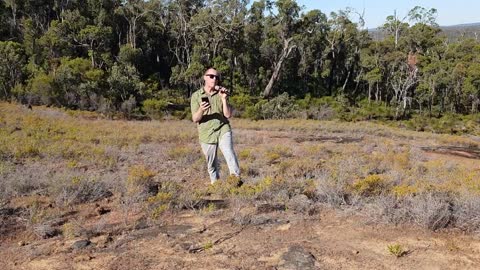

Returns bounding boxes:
[204,66,217,74]
[204,67,221,81]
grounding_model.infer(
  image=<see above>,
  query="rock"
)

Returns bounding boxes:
[71,239,91,250]
[256,203,286,214]
[278,245,317,270]
[158,224,194,237]
[286,194,312,213]
[232,213,288,226]
[276,224,291,231]
[18,241,27,246]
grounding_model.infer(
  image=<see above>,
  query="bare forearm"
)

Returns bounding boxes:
[192,108,204,122]
[222,99,232,118]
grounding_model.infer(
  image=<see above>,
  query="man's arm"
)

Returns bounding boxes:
[221,98,232,119]
[219,88,232,119]
[192,102,210,123]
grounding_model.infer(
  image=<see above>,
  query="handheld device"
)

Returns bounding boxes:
[201,96,209,105]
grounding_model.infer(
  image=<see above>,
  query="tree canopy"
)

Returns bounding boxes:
[1,1,479,120]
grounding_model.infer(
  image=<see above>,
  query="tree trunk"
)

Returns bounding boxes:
[262,37,295,98]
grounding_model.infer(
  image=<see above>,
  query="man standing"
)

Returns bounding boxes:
[191,67,240,184]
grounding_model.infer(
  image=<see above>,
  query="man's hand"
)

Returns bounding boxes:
[200,101,211,112]
[218,87,229,101]
[193,101,210,122]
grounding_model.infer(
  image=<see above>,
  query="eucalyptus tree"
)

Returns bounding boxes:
[0,2,11,40]
[360,41,383,102]
[0,41,26,99]
[243,0,267,95]
[2,0,19,37]
[296,9,328,96]
[78,25,113,68]
[323,9,368,97]
[464,62,480,113]
[38,9,88,62]
[115,0,161,49]
[446,38,480,113]
[167,0,204,95]
[262,0,302,98]
[382,10,409,48]
[209,0,248,91]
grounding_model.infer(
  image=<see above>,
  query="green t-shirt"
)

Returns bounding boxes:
[191,88,231,144]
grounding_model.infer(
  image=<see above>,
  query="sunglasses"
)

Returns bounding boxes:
[205,74,220,80]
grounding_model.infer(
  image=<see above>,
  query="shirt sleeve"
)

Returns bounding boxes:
[191,92,200,115]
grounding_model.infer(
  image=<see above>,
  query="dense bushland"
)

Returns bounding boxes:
[1,1,480,129]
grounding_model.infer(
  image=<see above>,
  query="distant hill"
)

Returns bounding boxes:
[441,22,480,40]
[368,22,480,41]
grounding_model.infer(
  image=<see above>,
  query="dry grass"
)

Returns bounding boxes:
[2,101,480,234]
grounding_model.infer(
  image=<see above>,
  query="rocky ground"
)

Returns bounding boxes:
[2,199,480,270]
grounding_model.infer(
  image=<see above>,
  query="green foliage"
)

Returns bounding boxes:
[351,175,390,196]
[118,45,142,67]
[387,243,408,258]
[245,93,297,120]
[27,73,55,105]
[229,93,256,117]
[0,41,26,99]
[403,113,480,135]
[353,100,394,121]
[143,98,168,120]
[0,1,480,125]
[107,63,144,107]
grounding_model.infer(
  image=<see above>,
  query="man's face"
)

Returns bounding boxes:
[204,69,219,88]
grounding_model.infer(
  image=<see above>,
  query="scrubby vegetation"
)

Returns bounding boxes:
[2,102,480,243]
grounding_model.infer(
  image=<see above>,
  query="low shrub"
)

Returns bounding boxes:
[245,93,297,120]
[53,176,112,207]
[143,98,168,120]
[351,174,390,197]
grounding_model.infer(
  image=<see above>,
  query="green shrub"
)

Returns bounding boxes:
[143,98,168,120]
[229,93,256,117]
[351,174,390,196]
[245,93,297,120]
[387,243,407,257]
[355,99,394,121]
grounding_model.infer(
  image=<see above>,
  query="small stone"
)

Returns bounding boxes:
[353,250,360,255]
[18,241,26,246]
[256,203,286,214]
[276,224,291,231]
[278,245,316,270]
[71,239,91,250]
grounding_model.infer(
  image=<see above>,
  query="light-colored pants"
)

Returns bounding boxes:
[201,132,240,183]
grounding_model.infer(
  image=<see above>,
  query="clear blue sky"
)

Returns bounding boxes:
[296,0,480,28]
